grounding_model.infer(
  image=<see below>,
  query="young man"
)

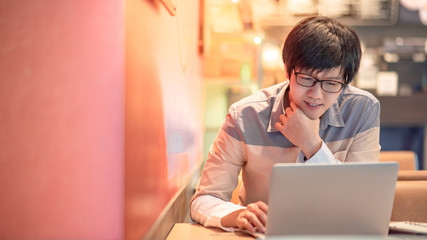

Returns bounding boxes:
[190,16,380,235]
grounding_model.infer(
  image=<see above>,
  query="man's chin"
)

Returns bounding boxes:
[295,101,324,120]
[307,115,321,120]
[302,109,324,120]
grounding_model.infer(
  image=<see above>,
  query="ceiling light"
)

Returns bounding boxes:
[253,36,263,45]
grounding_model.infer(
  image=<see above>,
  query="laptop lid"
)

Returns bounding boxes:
[266,162,399,237]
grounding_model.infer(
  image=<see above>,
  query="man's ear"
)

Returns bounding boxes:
[284,64,290,79]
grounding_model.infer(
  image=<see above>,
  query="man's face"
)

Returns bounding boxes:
[288,67,344,120]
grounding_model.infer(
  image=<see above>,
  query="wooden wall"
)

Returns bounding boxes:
[125,0,203,239]
[0,0,203,239]
[0,1,124,239]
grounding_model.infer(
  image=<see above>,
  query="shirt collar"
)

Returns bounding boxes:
[267,81,289,132]
[267,81,345,132]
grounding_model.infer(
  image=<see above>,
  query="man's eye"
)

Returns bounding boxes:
[325,81,340,86]
[301,76,314,81]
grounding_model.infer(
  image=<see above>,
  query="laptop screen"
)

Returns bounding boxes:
[266,162,398,236]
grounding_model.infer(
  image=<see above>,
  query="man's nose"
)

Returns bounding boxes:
[307,81,323,98]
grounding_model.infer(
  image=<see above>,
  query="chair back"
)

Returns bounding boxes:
[379,151,417,170]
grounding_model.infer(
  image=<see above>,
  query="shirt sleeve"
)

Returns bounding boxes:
[303,141,341,163]
[190,111,246,230]
[191,195,245,231]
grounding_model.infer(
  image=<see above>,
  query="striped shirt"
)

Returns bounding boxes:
[190,81,380,230]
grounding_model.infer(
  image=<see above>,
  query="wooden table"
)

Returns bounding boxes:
[166,223,425,240]
[166,223,254,239]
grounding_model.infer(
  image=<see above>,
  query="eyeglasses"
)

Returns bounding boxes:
[294,71,345,93]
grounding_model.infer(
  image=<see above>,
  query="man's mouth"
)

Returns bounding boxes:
[306,102,321,107]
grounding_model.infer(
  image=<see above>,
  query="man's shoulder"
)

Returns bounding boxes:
[230,82,285,110]
[340,85,379,106]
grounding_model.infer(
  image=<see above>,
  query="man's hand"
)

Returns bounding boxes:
[221,201,268,234]
[274,101,322,159]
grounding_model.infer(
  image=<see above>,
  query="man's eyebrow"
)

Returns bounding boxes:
[325,76,342,80]
[302,70,343,81]
[318,74,342,80]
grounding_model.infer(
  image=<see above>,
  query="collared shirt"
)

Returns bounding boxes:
[190,81,381,231]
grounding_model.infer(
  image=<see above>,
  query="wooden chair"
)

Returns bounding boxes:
[231,171,242,204]
[379,150,417,170]
[380,151,427,222]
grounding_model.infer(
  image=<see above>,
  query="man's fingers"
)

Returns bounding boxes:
[256,201,268,225]
[279,114,287,121]
[242,211,265,233]
[285,100,298,114]
[276,114,289,133]
[246,202,268,232]
[290,101,298,111]
[285,106,292,115]
[258,201,268,212]
[250,214,266,233]
[275,122,286,135]
[237,212,256,233]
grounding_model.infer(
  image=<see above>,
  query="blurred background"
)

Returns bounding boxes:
[0,0,426,239]
[202,0,427,171]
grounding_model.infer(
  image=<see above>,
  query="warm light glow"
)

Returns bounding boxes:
[231,0,240,4]
[384,52,399,63]
[253,36,262,45]
[262,43,282,69]
[263,49,279,62]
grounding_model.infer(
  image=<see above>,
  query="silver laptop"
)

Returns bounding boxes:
[264,162,399,238]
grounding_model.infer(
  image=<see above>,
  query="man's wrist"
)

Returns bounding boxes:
[221,209,244,228]
[302,139,322,159]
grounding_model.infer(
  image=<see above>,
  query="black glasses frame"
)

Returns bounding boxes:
[294,71,345,93]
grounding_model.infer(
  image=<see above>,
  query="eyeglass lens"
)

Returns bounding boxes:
[296,74,343,93]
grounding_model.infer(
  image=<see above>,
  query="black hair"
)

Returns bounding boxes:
[282,16,361,86]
